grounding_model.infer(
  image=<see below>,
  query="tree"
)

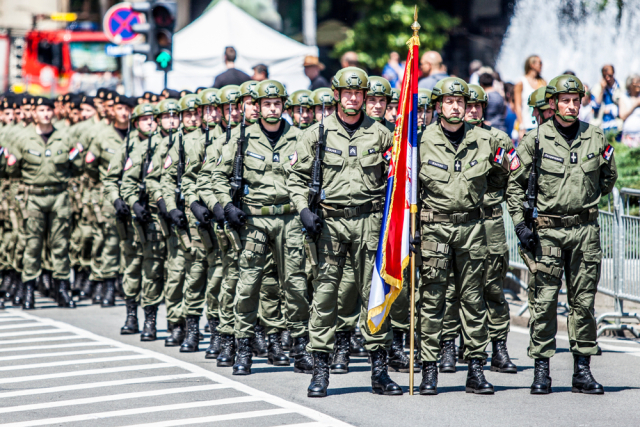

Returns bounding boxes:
[333,0,458,70]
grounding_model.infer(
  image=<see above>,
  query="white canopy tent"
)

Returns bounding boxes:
[133,0,318,95]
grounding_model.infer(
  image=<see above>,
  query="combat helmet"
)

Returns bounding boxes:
[253,80,288,124]
[155,98,180,115]
[367,76,392,100]
[239,81,259,99]
[178,94,201,112]
[528,87,550,110]
[131,103,155,121]
[331,67,369,91]
[390,88,400,104]
[417,88,432,109]
[218,85,242,105]
[467,84,488,104]
[431,77,470,101]
[545,74,585,122]
[311,88,337,107]
[199,88,219,106]
[289,90,313,107]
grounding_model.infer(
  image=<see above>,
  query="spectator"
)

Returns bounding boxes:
[382,52,404,89]
[480,73,507,133]
[213,46,251,89]
[514,55,546,138]
[340,51,359,68]
[503,82,518,143]
[619,73,640,148]
[591,64,622,136]
[418,51,448,90]
[303,56,330,90]
[579,84,594,123]
[468,59,483,84]
[252,64,269,81]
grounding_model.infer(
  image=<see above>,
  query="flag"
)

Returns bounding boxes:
[368,33,420,333]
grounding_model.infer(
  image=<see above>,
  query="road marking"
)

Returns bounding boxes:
[270,424,326,427]
[0,329,66,338]
[0,341,109,353]
[0,322,41,330]
[0,363,173,384]
[0,354,149,371]
[123,409,298,427]
[0,317,29,322]
[0,335,86,345]
[0,373,201,399]
[2,396,263,427]
[0,384,230,414]
[0,347,126,361]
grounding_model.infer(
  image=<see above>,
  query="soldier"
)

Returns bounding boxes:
[529,86,554,125]
[438,84,517,375]
[311,88,337,121]
[289,90,314,129]
[288,67,402,397]
[5,97,84,309]
[508,75,616,395]
[414,77,510,395]
[239,81,260,125]
[417,88,434,130]
[365,76,395,132]
[385,88,399,123]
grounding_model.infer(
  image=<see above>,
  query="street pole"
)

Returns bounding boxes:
[164,70,168,90]
[302,0,316,46]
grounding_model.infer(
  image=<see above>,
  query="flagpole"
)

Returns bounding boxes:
[408,6,420,396]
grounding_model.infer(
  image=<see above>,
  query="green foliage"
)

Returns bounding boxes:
[610,138,640,191]
[333,0,458,70]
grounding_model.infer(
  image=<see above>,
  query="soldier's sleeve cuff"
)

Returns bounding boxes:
[217,194,232,207]
[511,212,525,226]
[294,198,309,214]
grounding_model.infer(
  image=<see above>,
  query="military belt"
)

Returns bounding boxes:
[483,205,503,219]
[242,203,296,216]
[319,200,383,219]
[420,207,484,224]
[420,241,451,254]
[28,183,68,195]
[536,208,598,229]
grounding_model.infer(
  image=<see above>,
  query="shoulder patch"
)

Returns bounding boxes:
[147,160,154,174]
[493,147,505,164]
[76,142,84,152]
[164,155,173,169]
[85,151,96,164]
[507,148,520,171]
[124,157,133,171]
[7,153,16,166]
[69,147,79,160]
[603,144,614,161]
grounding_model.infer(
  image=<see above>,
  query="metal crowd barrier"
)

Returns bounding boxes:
[502,187,640,337]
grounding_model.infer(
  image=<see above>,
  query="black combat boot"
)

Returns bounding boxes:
[389,330,411,373]
[350,330,368,357]
[267,333,291,366]
[330,331,351,374]
[180,315,200,352]
[41,271,53,299]
[572,355,604,394]
[165,321,185,347]
[92,281,103,304]
[5,271,16,301]
[101,279,116,307]
[12,276,24,306]
[370,349,403,395]
[232,337,253,375]
[293,335,314,374]
[457,335,467,363]
[0,299,3,309]
[79,273,93,300]
[491,340,517,373]
[116,274,124,298]
[466,359,494,394]
[281,329,292,351]
[57,280,76,308]
[205,318,221,359]
[419,361,438,395]
[72,268,84,296]
[289,331,306,359]
[1,271,12,300]
[252,324,268,357]
[308,352,330,397]
[140,305,158,341]
[530,358,552,394]
[217,334,236,367]
[22,280,36,310]
[439,340,457,373]
[121,299,139,334]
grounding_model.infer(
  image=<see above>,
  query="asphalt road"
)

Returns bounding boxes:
[1,296,640,427]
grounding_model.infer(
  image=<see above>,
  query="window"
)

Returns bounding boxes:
[69,42,118,73]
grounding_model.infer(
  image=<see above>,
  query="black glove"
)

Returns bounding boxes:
[212,202,225,226]
[132,201,151,223]
[169,209,187,229]
[157,198,170,221]
[300,208,323,236]
[224,203,246,228]
[515,221,536,252]
[114,198,130,218]
[409,229,420,254]
[191,201,212,224]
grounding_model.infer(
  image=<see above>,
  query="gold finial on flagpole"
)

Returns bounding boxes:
[411,5,420,36]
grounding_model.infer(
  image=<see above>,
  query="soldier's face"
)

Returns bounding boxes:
[161,113,180,130]
[293,106,312,125]
[136,115,155,133]
[14,108,23,123]
[2,109,14,124]
[437,96,465,121]
[21,105,32,122]
[542,108,555,120]
[243,96,259,121]
[95,98,105,117]
[336,89,364,112]
[105,101,115,120]
[34,106,53,125]
[260,99,283,121]
[366,96,388,119]
[223,104,241,125]
[550,94,580,121]
[385,102,398,123]
[202,106,221,124]
[81,104,96,121]
[418,107,434,127]
[69,109,80,124]
[182,109,202,128]
[114,105,132,126]
[465,103,483,123]
[314,105,335,122]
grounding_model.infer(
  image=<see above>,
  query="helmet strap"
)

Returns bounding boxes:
[183,125,198,133]
[466,118,482,125]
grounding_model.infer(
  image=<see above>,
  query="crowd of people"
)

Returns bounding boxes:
[0,46,618,398]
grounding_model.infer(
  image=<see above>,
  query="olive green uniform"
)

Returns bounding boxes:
[442,124,513,342]
[288,113,393,353]
[6,125,83,282]
[507,120,617,359]
[417,122,509,362]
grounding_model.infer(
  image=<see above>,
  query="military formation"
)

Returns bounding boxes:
[0,69,616,398]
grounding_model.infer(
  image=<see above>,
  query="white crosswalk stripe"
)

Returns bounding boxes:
[0,311,353,427]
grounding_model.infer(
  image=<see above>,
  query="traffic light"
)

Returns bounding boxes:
[130,1,176,72]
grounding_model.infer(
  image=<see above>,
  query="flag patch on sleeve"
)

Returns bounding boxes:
[85,151,96,164]
[507,148,520,171]
[147,160,154,174]
[290,150,298,166]
[603,144,614,161]
[164,155,172,169]
[493,147,505,164]
[69,147,79,160]
[7,153,16,166]
[124,157,133,171]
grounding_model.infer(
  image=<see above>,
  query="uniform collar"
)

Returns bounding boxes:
[327,112,376,141]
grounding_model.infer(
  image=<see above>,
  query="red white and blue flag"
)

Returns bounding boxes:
[368,33,420,333]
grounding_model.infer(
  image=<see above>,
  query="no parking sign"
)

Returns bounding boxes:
[103,2,146,45]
